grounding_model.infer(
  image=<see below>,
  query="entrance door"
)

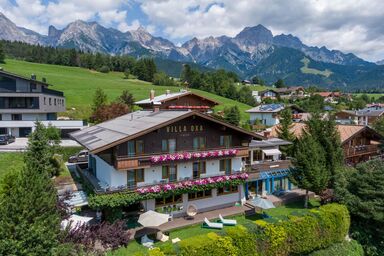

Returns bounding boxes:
[127,171,136,189]
[19,127,32,137]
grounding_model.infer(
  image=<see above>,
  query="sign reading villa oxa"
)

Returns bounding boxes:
[166,125,204,133]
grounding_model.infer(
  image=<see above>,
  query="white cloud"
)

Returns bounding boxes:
[139,0,384,61]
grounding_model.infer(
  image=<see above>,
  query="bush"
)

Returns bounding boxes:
[99,65,110,73]
[255,203,350,256]
[309,240,364,256]
[178,232,238,256]
[226,225,259,256]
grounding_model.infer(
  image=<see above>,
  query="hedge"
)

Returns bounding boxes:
[309,240,364,256]
[157,203,350,256]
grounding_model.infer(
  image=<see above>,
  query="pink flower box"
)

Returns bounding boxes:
[150,149,238,163]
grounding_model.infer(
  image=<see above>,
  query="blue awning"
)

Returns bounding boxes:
[259,168,290,179]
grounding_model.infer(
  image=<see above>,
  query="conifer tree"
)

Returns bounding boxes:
[276,107,295,157]
[92,87,108,113]
[224,106,241,126]
[0,122,61,255]
[0,41,5,63]
[289,132,329,208]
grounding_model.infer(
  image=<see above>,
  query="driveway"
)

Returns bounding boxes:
[0,138,81,152]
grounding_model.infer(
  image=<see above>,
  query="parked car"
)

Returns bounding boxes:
[0,134,16,145]
[68,150,88,163]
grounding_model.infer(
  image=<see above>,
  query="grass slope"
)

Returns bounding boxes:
[300,57,333,77]
[1,59,251,121]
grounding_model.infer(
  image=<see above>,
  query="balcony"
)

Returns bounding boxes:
[246,160,292,180]
[115,146,249,171]
[344,144,380,158]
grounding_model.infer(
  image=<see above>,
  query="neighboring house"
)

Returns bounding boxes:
[245,137,295,197]
[269,123,383,166]
[0,70,83,137]
[335,108,384,125]
[253,89,279,102]
[242,80,251,85]
[71,109,262,216]
[135,90,218,112]
[246,104,285,126]
[366,103,384,110]
[314,91,348,104]
[275,86,306,100]
[289,105,311,123]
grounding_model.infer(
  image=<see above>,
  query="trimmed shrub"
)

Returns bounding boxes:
[309,240,364,256]
[255,203,350,256]
[226,225,259,256]
[178,232,238,256]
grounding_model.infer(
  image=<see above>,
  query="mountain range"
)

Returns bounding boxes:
[1,12,383,90]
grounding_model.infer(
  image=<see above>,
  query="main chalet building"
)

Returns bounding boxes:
[71,91,264,215]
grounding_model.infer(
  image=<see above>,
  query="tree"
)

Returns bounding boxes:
[0,41,5,63]
[117,90,135,109]
[92,88,107,113]
[276,107,295,157]
[124,68,130,79]
[334,159,384,254]
[92,102,130,123]
[251,76,265,85]
[289,132,328,208]
[306,113,344,187]
[274,78,285,88]
[0,122,61,255]
[224,106,241,126]
[373,116,384,136]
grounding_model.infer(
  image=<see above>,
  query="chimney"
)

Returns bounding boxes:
[150,90,155,101]
[31,74,36,80]
[165,89,170,95]
[263,130,271,138]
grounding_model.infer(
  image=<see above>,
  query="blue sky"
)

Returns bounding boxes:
[1,0,384,61]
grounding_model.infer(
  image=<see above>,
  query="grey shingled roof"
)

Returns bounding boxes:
[343,109,384,117]
[70,110,191,151]
[249,138,292,148]
[135,91,190,105]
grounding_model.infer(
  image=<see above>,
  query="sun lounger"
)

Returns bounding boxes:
[218,214,237,226]
[202,217,223,229]
[172,237,181,244]
[156,231,169,242]
[141,235,154,248]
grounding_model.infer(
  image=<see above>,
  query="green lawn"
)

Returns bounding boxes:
[1,59,251,122]
[110,201,315,255]
[300,57,333,77]
[0,152,24,180]
[353,93,384,100]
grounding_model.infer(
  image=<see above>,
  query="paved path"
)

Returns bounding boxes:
[0,138,81,152]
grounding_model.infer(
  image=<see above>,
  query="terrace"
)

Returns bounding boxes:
[344,144,380,158]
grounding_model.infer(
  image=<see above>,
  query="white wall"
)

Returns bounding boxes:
[94,155,113,187]
[249,113,279,126]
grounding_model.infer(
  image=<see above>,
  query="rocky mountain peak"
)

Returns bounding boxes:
[234,24,273,45]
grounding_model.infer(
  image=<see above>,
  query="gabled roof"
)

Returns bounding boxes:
[341,109,384,117]
[135,91,219,106]
[0,69,51,86]
[247,104,285,113]
[70,110,262,153]
[269,123,383,144]
[274,86,304,93]
[249,138,292,148]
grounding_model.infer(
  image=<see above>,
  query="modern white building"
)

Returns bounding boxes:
[0,69,84,137]
[246,104,285,126]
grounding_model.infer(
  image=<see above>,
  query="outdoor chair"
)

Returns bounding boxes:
[186,204,197,219]
[202,217,223,229]
[218,214,237,226]
[156,231,169,242]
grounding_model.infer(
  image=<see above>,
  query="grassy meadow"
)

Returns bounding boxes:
[1,59,252,121]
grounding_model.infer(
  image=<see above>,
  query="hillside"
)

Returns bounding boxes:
[0,59,252,121]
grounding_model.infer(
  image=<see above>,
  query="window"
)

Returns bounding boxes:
[193,137,206,150]
[155,194,182,206]
[11,114,22,121]
[220,159,232,175]
[162,138,176,153]
[49,98,52,105]
[54,98,56,105]
[127,140,144,157]
[253,150,263,161]
[218,185,238,195]
[192,161,206,179]
[44,97,46,105]
[127,169,144,189]
[188,189,212,200]
[162,164,177,182]
[0,114,2,121]
[220,135,232,148]
[30,82,36,90]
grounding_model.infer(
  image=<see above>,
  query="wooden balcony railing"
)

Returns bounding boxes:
[115,146,250,170]
[344,144,380,158]
[248,160,292,173]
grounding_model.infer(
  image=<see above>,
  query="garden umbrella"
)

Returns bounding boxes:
[138,210,170,227]
[61,214,93,230]
[248,197,275,210]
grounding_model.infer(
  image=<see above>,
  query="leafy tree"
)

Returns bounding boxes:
[274,78,285,88]
[334,159,384,254]
[0,41,5,63]
[123,68,130,79]
[117,90,135,109]
[92,102,130,123]
[251,76,265,85]
[0,122,61,255]
[92,88,108,113]
[224,106,241,126]
[298,94,325,113]
[289,132,328,208]
[276,107,295,157]
[153,72,178,87]
[373,116,384,136]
